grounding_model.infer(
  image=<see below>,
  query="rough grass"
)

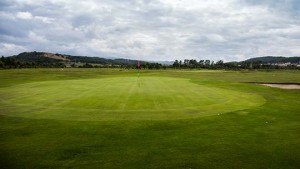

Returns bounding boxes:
[0,69,299,169]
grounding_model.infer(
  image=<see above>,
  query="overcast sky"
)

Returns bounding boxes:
[0,0,299,61]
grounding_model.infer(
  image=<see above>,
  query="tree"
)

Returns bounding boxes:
[0,60,3,68]
[216,60,223,65]
[184,59,189,66]
[173,60,180,68]
[204,60,210,67]
[210,61,214,67]
[82,63,93,68]
[199,60,204,67]
[189,59,198,68]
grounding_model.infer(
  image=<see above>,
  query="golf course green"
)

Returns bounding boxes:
[0,76,264,120]
[0,69,299,168]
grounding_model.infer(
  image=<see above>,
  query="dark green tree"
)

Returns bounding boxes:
[173,60,180,68]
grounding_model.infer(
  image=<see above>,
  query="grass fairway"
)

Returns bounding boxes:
[0,77,264,120]
[0,69,300,168]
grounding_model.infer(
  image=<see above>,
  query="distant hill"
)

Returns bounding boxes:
[243,56,300,64]
[11,51,69,64]
[9,52,147,66]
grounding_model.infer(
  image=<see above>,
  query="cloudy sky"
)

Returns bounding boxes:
[0,0,299,61]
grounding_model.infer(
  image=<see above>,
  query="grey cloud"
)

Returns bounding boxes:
[0,0,299,61]
[240,0,300,17]
[0,0,11,10]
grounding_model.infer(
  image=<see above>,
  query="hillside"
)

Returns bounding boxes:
[9,52,147,67]
[12,52,69,64]
[243,56,300,64]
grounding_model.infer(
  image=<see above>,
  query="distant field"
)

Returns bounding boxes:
[0,69,300,169]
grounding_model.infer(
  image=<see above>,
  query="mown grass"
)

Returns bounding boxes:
[0,76,264,120]
[0,69,299,169]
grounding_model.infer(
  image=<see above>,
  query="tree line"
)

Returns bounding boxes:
[1,56,299,70]
[172,59,242,69]
[172,59,299,70]
[0,56,65,68]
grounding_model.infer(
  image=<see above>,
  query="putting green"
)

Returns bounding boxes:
[0,77,265,120]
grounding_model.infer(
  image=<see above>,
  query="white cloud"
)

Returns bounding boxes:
[15,11,55,23]
[16,11,33,20]
[28,31,48,43]
[35,16,55,24]
[0,43,27,56]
